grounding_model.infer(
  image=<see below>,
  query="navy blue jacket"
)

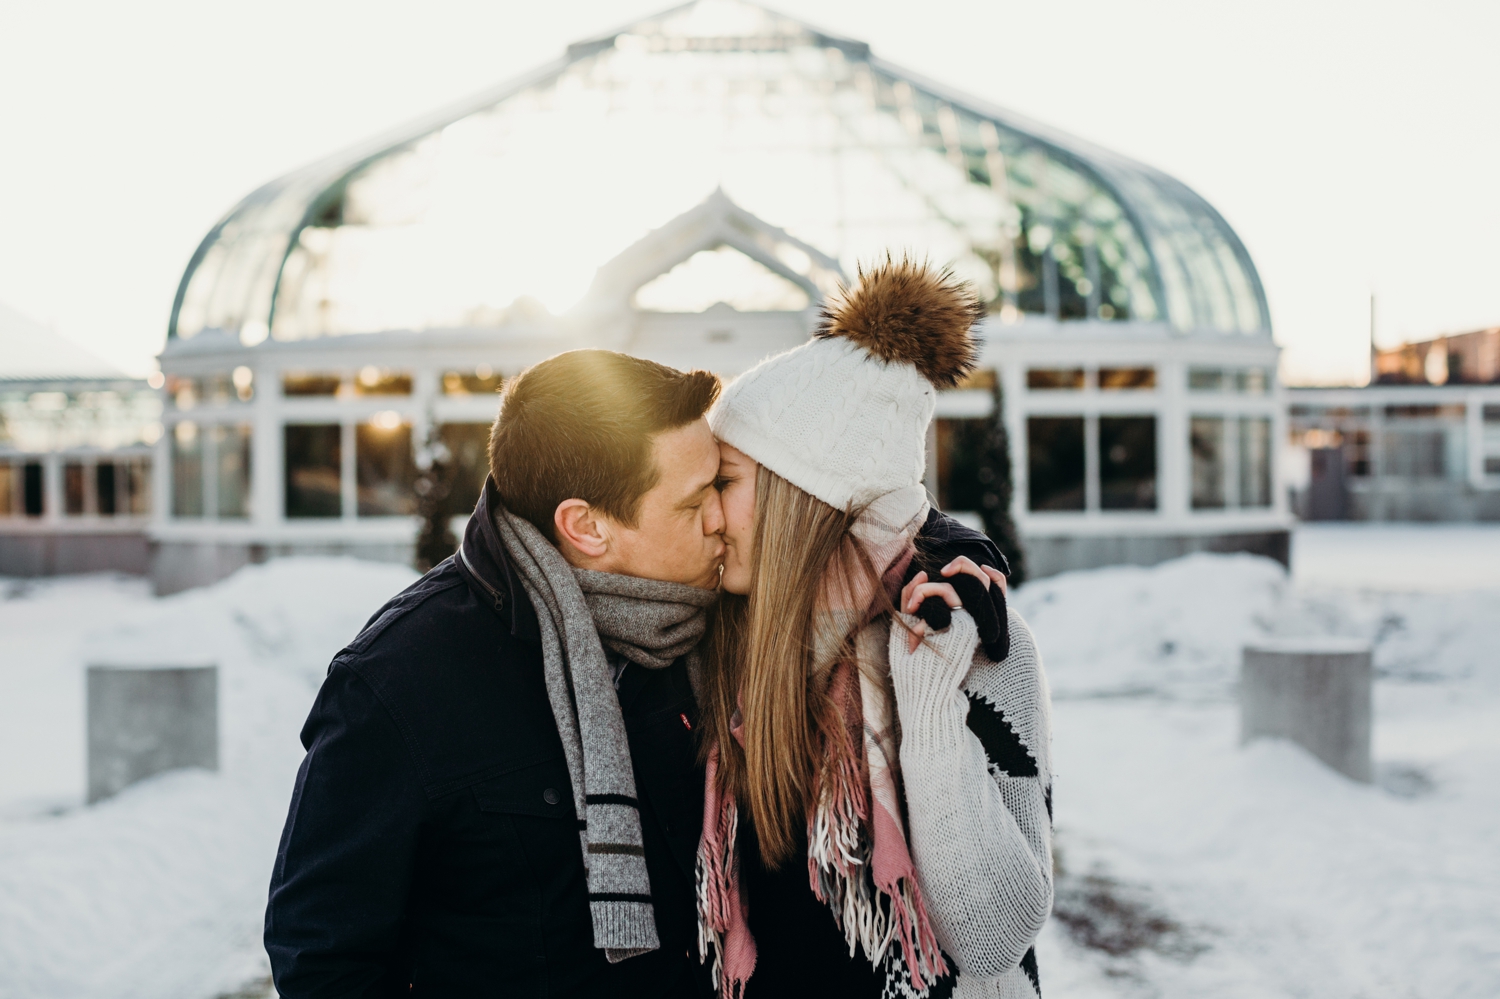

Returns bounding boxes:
[265,479,1008,998]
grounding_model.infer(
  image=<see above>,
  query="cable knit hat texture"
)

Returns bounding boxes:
[709,258,983,511]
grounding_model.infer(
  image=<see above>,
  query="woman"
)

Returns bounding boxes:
[695,259,1054,999]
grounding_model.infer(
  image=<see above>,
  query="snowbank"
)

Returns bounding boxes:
[2,528,1498,998]
[1014,537,1500,998]
[0,559,417,999]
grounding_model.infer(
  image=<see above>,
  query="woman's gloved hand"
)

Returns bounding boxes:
[909,556,1007,656]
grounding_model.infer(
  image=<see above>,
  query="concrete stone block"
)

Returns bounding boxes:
[87,666,218,803]
[1240,639,1372,782]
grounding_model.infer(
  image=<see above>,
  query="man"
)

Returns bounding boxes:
[265,348,1011,998]
[266,350,725,997]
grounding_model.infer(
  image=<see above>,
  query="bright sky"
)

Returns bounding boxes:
[1,0,1495,384]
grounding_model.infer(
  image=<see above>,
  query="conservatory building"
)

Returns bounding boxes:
[153,0,1286,593]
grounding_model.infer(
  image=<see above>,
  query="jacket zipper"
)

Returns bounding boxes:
[457,542,507,612]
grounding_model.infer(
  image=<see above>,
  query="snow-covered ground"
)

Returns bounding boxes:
[0,526,1497,997]
[1026,528,1500,999]
[0,560,419,999]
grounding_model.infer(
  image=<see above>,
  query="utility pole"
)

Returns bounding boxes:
[1368,292,1377,385]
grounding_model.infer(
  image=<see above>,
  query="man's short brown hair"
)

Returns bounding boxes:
[488,350,721,540]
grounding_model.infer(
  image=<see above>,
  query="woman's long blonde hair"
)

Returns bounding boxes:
[701,464,887,868]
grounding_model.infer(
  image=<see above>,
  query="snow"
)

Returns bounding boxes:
[0,560,418,999]
[1,527,1498,997]
[1020,526,1500,998]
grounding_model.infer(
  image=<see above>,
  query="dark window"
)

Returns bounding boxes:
[285,424,342,518]
[1099,367,1156,390]
[1100,416,1157,510]
[1239,417,1272,507]
[1027,417,1085,511]
[22,462,43,516]
[214,424,252,518]
[173,422,204,517]
[24,462,44,516]
[357,421,416,516]
[1190,417,1225,509]
[935,417,988,511]
[1487,457,1500,475]
[438,423,494,520]
[1027,368,1085,390]
[1483,405,1500,423]
[64,462,87,515]
[96,463,117,516]
[282,372,342,397]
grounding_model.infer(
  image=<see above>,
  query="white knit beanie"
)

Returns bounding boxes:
[710,259,983,511]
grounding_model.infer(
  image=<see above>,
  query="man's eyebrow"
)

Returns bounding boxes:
[675,476,718,509]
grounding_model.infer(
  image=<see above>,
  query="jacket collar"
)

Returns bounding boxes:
[454,477,541,645]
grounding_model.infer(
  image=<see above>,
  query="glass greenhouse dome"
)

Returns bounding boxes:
[169,0,1270,347]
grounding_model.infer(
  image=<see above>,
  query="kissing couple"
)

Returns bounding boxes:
[265,259,1053,999]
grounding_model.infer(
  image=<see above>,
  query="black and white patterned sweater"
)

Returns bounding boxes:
[889,606,1054,999]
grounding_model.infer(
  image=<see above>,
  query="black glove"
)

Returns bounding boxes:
[906,510,1012,662]
[913,572,1008,662]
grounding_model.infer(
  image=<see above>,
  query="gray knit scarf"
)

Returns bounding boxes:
[488,504,716,962]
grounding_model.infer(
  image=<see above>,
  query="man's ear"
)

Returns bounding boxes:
[554,499,611,560]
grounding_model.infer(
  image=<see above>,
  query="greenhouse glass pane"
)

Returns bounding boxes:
[285,424,342,518]
[1099,367,1155,390]
[96,463,117,516]
[1099,416,1157,510]
[214,424,252,519]
[283,372,342,397]
[1028,368,1084,390]
[64,462,86,515]
[1190,416,1226,509]
[172,422,204,518]
[124,458,151,515]
[169,1,1267,344]
[357,421,416,516]
[1027,416,1085,511]
[438,423,494,521]
[934,417,989,512]
[24,462,44,516]
[1238,417,1272,507]
[353,369,413,397]
[441,370,504,397]
[1188,368,1226,392]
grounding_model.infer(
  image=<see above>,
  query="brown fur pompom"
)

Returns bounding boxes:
[814,256,983,389]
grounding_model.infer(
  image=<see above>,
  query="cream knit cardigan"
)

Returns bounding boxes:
[890,607,1054,999]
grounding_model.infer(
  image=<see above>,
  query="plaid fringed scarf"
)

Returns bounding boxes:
[696,485,949,998]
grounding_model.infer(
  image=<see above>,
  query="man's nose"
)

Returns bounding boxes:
[702,488,726,537]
